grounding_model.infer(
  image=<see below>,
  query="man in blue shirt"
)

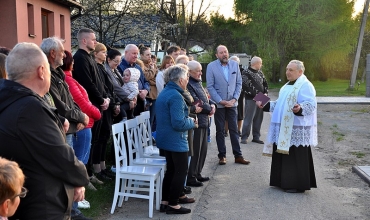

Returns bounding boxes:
[118,44,150,116]
[206,45,250,165]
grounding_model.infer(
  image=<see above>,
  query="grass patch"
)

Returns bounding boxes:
[269,79,366,96]
[81,180,115,218]
[350,151,366,158]
[338,159,353,166]
[331,124,345,142]
[352,108,369,113]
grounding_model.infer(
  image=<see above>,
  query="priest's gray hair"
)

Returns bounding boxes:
[289,60,305,73]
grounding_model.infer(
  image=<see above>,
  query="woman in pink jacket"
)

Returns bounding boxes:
[62,50,102,191]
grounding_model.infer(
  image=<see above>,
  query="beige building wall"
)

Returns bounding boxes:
[0,0,73,51]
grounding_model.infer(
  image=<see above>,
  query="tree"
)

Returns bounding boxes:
[234,0,358,82]
[157,0,213,49]
[72,0,160,47]
[209,13,255,54]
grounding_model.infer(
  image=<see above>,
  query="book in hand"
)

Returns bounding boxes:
[192,99,203,107]
[253,92,270,107]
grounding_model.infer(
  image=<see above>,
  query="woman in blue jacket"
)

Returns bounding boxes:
[156,65,197,214]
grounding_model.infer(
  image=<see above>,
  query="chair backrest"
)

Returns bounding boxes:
[124,118,142,163]
[112,122,128,168]
[135,114,147,157]
[139,111,153,147]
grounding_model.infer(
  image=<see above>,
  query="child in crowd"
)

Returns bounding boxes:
[0,157,26,219]
[122,68,141,110]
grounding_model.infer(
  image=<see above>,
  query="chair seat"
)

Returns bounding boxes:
[133,158,166,165]
[118,165,162,175]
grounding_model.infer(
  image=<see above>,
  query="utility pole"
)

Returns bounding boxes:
[350,0,370,90]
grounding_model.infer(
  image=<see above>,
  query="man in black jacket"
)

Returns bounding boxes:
[240,56,268,145]
[72,28,110,192]
[0,42,89,219]
[40,36,90,220]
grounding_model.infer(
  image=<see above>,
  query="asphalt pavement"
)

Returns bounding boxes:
[106,96,370,220]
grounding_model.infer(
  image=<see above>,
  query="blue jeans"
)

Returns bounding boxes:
[72,128,92,164]
[214,107,242,158]
[66,134,73,148]
[66,133,84,217]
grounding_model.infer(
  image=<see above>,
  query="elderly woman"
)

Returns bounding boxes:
[186,60,216,187]
[156,65,197,214]
[258,60,317,193]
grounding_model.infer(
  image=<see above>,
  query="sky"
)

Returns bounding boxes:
[194,0,366,19]
[193,0,235,18]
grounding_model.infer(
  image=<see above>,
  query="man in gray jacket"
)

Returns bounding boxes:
[206,45,250,165]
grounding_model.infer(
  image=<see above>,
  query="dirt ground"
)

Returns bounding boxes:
[316,103,370,186]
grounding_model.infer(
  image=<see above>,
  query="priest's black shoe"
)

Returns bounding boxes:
[285,189,305,193]
[186,181,203,187]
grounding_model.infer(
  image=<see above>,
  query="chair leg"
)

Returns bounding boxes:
[149,178,154,218]
[160,168,164,202]
[111,176,121,214]
[155,175,160,211]
[119,179,127,207]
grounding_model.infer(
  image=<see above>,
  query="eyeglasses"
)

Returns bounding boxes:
[112,59,120,64]
[12,187,28,199]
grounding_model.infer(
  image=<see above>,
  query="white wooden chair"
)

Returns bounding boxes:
[111,122,161,218]
[136,112,163,159]
[124,118,166,199]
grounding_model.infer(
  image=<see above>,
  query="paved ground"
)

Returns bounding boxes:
[105,96,370,220]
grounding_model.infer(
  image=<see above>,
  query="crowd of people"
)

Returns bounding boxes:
[0,27,317,219]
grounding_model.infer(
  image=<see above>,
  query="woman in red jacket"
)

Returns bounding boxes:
[62,50,102,191]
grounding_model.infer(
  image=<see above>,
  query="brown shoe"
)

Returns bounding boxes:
[235,157,250,165]
[219,157,226,165]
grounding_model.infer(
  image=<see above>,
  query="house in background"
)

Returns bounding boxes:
[0,0,83,51]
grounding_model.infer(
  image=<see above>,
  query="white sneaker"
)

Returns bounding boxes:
[78,199,90,209]
[111,166,116,173]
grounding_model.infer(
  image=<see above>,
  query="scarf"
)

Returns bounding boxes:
[263,75,308,156]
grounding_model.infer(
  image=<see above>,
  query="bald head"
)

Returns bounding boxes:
[250,56,262,71]
[6,42,50,96]
[124,44,139,64]
[6,43,47,82]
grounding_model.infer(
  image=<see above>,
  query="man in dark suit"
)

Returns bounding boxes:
[0,42,89,219]
[206,45,250,165]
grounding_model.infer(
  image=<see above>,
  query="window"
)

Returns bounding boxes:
[27,4,35,37]
[41,9,54,39]
[60,15,65,39]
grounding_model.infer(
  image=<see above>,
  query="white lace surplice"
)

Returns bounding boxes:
[263,78,318,156]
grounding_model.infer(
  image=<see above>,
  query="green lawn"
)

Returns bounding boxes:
[269,79,367,97]
[205,79,367,97]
